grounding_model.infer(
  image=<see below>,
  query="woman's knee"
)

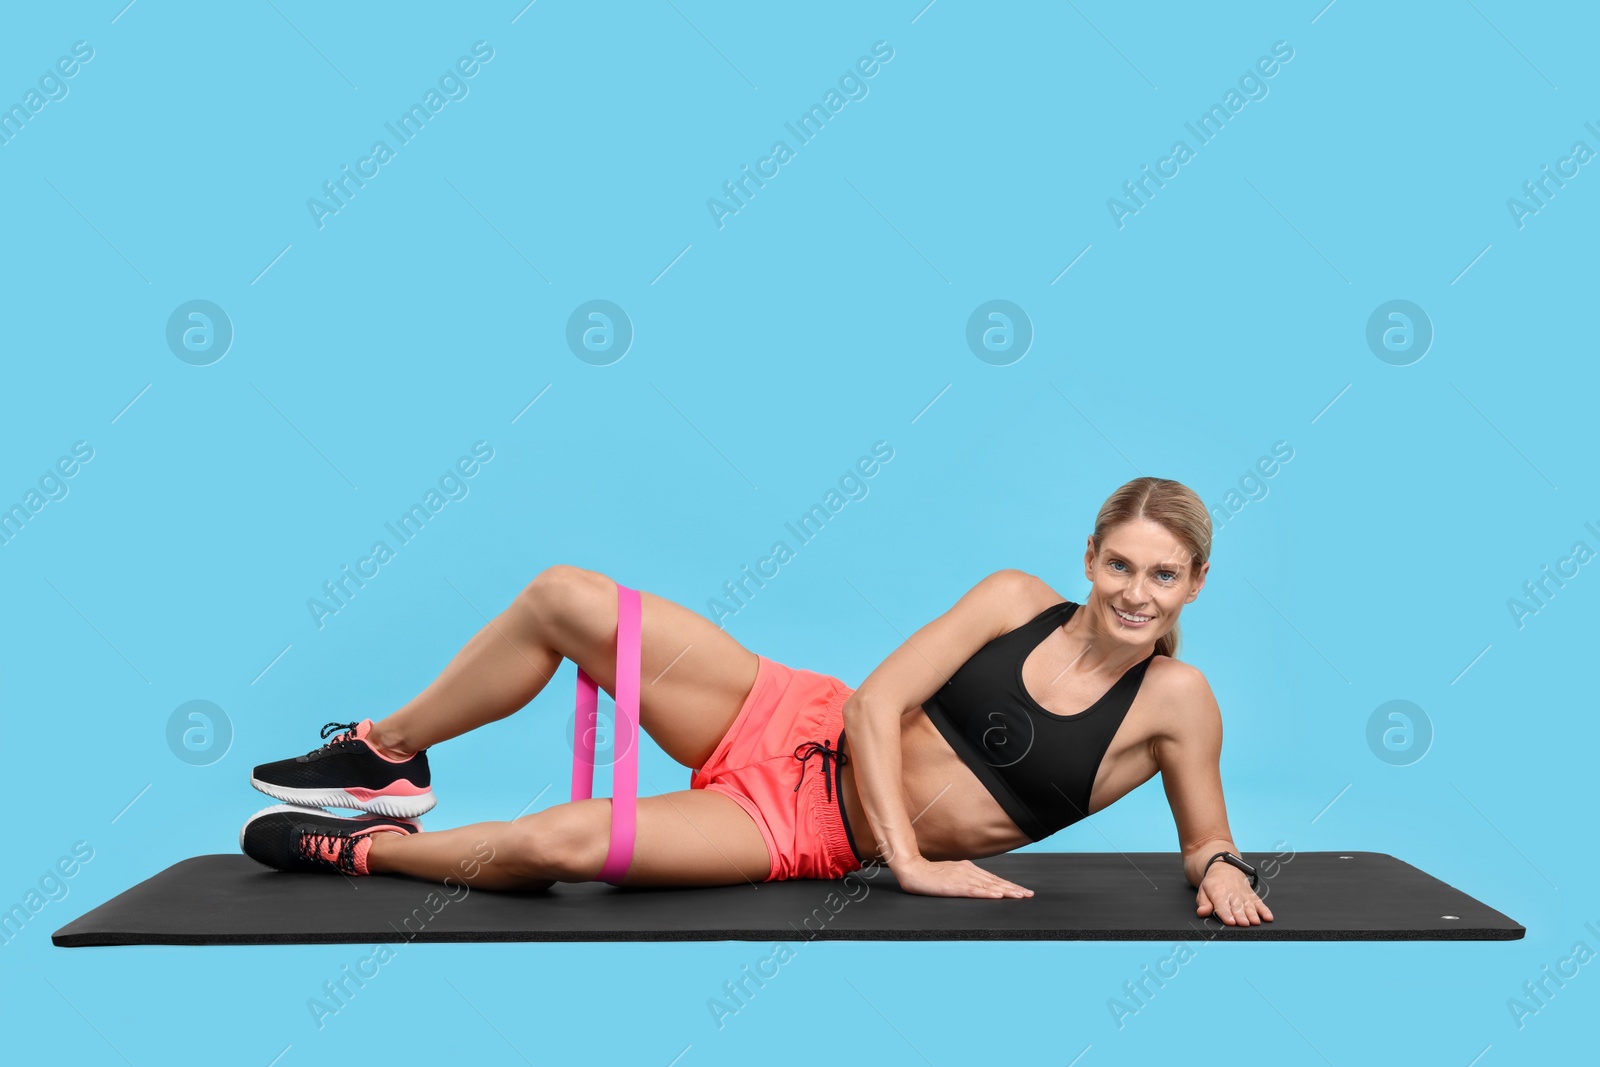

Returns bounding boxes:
[508,802,610,883]
[516,564,609,636]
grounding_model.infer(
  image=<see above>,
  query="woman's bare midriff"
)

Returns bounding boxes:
[837,706,1027,863]
[838,694,1165,865]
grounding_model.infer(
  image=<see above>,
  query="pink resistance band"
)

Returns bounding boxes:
[570,582,641,886]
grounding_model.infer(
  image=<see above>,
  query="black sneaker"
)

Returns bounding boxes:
[240,804,420,876]
[250,719,435,818]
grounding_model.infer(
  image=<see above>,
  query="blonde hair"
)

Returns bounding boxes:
[1090,476,1212,660]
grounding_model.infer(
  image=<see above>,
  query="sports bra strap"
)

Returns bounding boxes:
[569,582,641,886]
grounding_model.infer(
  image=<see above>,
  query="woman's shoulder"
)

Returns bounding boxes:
[977,568,1056,597]
[955,570,1069,634]
[1143,656,1222,737]
[1148,651,1203,679]
[978,569,1071,613]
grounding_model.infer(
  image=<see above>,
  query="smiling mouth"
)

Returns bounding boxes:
[1113,607,1152,624]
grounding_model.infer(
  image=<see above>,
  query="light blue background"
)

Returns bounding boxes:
[3,1,1595,1063]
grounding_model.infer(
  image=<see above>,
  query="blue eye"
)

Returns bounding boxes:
[1110,559,1177,581]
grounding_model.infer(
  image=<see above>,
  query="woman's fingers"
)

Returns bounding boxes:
[961,860,1032,898]
[1196,885,1273,925]
[1234,892,1273,925]
[1216,891,1271,925]
[1222,894,1249,925]
[895,858,1034,899]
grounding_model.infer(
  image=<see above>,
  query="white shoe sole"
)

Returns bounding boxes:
[249,779,436,819]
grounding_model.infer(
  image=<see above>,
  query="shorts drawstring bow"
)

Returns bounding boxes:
[792,739,847,802]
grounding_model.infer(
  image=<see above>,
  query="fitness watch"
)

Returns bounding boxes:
[1200,850,1259,890]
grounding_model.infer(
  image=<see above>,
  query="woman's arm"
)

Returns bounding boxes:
[1154,666,1274,925]
[844,568,1038,898]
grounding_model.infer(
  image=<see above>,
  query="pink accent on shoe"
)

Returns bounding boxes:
[347,823,413,875]
[301,830,366,871]
[345,781,429,800]
[351,719,417,764]
[349,835,375,875]
[345,831,369,876]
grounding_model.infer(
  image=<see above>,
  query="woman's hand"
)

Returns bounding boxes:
[1196,865,1273,925]
[892,857,1034,899]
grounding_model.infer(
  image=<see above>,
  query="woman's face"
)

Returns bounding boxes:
[1082,519,1207,648]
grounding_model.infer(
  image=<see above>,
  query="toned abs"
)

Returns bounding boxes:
[838,617,1181,864]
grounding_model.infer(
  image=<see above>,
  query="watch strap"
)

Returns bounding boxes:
[1202,850,1259,889]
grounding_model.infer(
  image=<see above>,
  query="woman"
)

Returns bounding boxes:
[242,476,1274,927]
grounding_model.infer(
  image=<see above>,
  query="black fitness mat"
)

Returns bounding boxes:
[52,850,1523,946]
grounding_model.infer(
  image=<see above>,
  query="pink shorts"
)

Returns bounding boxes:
[689,655,868,882]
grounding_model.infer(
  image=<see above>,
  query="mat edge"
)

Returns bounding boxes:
[53,927,1526,947]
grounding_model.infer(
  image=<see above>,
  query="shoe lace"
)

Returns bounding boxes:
[316,721,361,749]
[296,828,359,875]
[297,722,362,762]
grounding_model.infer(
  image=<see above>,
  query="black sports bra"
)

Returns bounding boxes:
[920,600,1156,842]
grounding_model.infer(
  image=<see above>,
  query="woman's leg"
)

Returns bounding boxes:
[365,790,772,889]
[368,564,760,770]
[354,564,778,888]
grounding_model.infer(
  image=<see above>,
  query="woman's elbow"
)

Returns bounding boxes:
[842,689,893,727]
